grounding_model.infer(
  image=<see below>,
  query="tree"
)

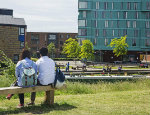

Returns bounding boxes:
[47,42,56,58]
[62,38,81,58]
[108,35,128,57]
[80,40,94,60]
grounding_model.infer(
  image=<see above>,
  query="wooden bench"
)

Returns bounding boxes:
[0,85,55,105]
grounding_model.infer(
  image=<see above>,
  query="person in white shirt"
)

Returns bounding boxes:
[28,47,55,105]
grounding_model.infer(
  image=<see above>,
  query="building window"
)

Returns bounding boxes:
[60,34,64,38]
[132,39,136,46]
[96,2,99,9]
[117,12,120,19]
[95,20,98,28]
[134,3,138,10]
[20,41,24,48]
[60,41,63,45]
[67,34,70,38]
[127,2,131,10]
[127,21,130,28]
[78,20,86,26]
[104,38,108,46]
[102,11,106,18]
[134,30,138,37]
[105,20,108,28]
[96,29,99,37]
[124,11,128,19]
[19,27,25,35]
[83,11,86,18]
[31,34,39,44]
[133,21,136,28]
[103,29,106,37]
[146,2,150,10]
[79,2,87,8]
[146,30,150,37]
[112,30,115,36]
[111,21,113,27]
[135,12,138,19]
[78,29,87,36]
[93,38,97,45]
[118,30,121,37]
[146,21,150,28]
[145,39,150,46]
[112,2,114,10]
[94,11,98,18]
[104,2,108,10]
[110,11,112,18]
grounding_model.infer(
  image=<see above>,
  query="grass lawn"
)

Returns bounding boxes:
[0,80,150,115]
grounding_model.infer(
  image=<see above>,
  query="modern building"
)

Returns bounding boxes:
[26,32,77,58]
[0,8,26,63]
[78,0,150,62]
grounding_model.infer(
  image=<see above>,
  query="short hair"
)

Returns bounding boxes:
[40,47,48,56]
[20,49,31,60]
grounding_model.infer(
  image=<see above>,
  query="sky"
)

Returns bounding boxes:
[0,0,78,33]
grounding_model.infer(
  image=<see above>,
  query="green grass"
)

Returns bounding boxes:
[0,79,150,115]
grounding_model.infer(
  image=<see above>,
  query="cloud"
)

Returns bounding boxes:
[0,0,78,32]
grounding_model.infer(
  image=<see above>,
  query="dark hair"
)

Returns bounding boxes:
[40,47,48,56]
[20,49,31,60]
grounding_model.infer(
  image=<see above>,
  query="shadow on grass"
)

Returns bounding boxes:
[0,103,77,115]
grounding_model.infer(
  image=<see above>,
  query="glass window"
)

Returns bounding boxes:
[31,34,39,40]
[96,2,99,9]
[117,12,120,19]
[112,30,115,36]
[133,21,136,28]
[60,34,63,38]
[112,2,114,10]
[123,29,127,36]
[124,12,127,19]
[95,20,98,28]
[121,2,123,10]
[146,21,150,28]
[78,20,86,26]
[20,41,24,48]
[104,38,108,46]
[132,39,136,46]
[111,21,113,27]
[145,39,150,46]
[94,11,98,18]
[93,38,97,45]
[117,21,119,28]
[134,30,138,37]
[67,34,70,38]
[19,27,25,35]
[134,3,138,10]
[146,2,150,10]
[103,29,106,37]
[146,30,150,37]
[118,30,121,37]
[79,2,87,8]
[110,11,112,18]
[60,41,63,45]
[78,29,87,36]
[14,54,19,64]
[127,21,130,28]
[83,11,86,18]
[105,20,108,28]
[96,29,99,37]
[102,11,106,18]
[104,2,108,10]
[127,2,131,10]
[135,12,138,19]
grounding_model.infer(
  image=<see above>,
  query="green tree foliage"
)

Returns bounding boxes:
[109,35,128,57]
[80,40,94,60]
[62,38,81,58]
[47,42,56,58]
[0,50,16,80]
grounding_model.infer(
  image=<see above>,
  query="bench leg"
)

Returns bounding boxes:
[44,90,54,105]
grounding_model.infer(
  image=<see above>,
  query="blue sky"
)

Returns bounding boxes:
[0,0,78,33]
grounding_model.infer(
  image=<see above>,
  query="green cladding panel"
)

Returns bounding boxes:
[78,0,150,51]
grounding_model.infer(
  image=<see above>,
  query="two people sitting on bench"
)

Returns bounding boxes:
[6,47,55,108]
[103,65,112,72]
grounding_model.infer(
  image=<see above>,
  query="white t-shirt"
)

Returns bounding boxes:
[36,56,55,85]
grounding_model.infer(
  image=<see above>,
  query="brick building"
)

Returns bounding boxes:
[0,8,26,63]
[26,32,77,58]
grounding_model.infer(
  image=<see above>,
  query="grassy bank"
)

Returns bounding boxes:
[0,77,150,115]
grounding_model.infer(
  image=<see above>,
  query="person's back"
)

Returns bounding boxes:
[36,56,55,85]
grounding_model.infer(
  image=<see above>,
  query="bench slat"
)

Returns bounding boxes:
[0,85,54,95]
